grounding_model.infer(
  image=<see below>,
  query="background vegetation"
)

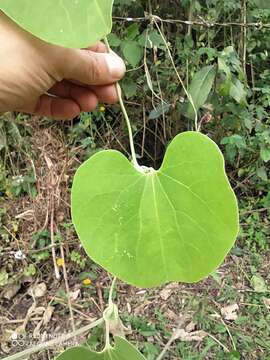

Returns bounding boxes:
[0,0,269,359]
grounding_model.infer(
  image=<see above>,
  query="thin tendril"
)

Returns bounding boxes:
[153,18,199,131]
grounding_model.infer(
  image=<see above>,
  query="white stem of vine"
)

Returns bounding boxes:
[104,277,117,349]
[109,276,117,306]
[104,37,140,169]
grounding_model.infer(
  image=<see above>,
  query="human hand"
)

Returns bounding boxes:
[0,11,126,119]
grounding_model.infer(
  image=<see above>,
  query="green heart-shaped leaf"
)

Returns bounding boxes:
[55,336,146,360]
[72,132,239,288]
[0,0,113,48]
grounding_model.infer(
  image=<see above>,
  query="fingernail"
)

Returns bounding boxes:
[105,53,126,79]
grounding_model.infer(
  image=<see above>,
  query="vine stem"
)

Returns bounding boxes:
[104,37,140,169]
[104,277,117,349]
[2,318,104,360]
[156,316,187,360]
[109,277,117,306]
[156,336,175,360]
[152,17,199,131]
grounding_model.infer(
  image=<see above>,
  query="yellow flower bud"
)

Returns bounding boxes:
[82,278,92,286]
[56,258,64,267]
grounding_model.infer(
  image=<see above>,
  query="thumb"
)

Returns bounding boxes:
[62,48,126,85]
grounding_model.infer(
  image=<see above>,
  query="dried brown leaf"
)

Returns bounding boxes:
[221,303,239,321]
[173,328,207,342]
[43,305,54,325]
[28,282,47,298]
[69,289,81,301]
[160,287,173,301]
[263,298,270,309]
[185,321,196,333]
[3,283,21,300]
[165,309,179,322]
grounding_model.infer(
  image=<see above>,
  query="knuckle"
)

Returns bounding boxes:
[86,53,102,83]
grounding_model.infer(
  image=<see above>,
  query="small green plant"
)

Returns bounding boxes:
[70,250,87,270]
[9,172,37,198]
[30,230,51,263]
[23,263,37,277]
[0,115,37,198]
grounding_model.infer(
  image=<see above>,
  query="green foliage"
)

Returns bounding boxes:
[221,135,247,163]
[239,210,269,252]
[148,102,171,120]
[121,79,137,99]
[143,343,160,360]
[70,250,87,269]
[72,132,238,287]
[125,315,158,337]
[110,23,145,68]
[0,115,37,198]
[108,23,165,76]
[9,172,37,198]
[122,41,143,68]
[0,0,113,47]
[251,274,268,293]
[217,47,247,105]
[56,336,146,360]
[254,0,270,9]
[29,230,51,263]
[23,263,37,277]
[31,229,50,248]
[186,65,216,120]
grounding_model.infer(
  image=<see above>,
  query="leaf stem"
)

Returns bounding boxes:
[104,277,117,349]
[109,276,117,306]
[105,318,111,349]
[2,318,104,360]
[104,37,140,168]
